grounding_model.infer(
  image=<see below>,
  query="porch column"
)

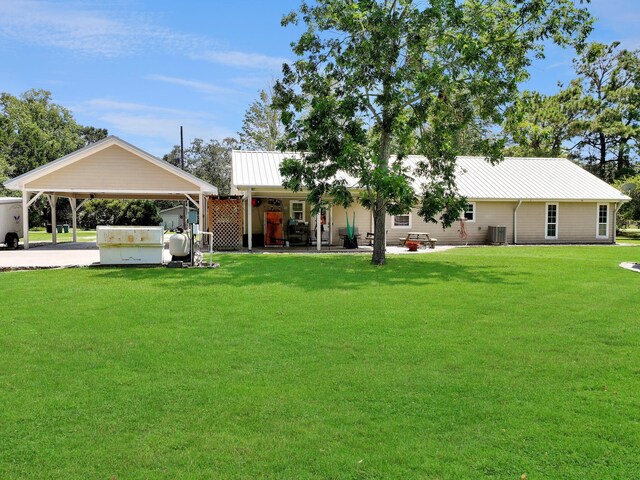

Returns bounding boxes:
[69,198,77,242]
[247,188,252,251]
[22,191,30,250]
[316,210,321,252]
[199,192,205,248]
[48,194,57,245]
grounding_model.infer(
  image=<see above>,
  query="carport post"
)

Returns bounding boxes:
[69,198,77,243]
[47,194,57,245]
[22,191,30,249]
[247,188,252,251]
[199,192,205,248]
[316,211,321,252]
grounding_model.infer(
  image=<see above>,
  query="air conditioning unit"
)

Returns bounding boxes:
[488,225,507,245]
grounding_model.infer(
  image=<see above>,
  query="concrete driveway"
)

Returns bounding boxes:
[0,242,172,269]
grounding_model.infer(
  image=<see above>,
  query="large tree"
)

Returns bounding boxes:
[273,0,592,265]
[163,137,238,195]
[614,175,640,227]
[571,42,640,180]
[0,90,102,180]
[0,89,108,225]
[504,84,583,157]
[239,87,284,150]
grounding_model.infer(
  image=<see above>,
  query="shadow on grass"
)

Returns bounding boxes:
[87,253,528,292]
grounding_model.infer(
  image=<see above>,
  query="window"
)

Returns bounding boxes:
[597,204,609,238]
[290,201,305,222]
[393,214,411,228]
[545,203,558,239]
[463,202,476,222]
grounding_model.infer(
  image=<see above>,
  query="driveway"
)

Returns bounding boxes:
[0,242,172,269]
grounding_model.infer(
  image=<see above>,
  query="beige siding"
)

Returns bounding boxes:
[386,201,516,245]
[26,145,198,192]
[384,201,614,245]
[330,204,371,245]
[245,195,615,245]
[517,201,614,244]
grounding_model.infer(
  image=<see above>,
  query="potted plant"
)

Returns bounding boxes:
[343,211,358,249]
[406,240,419,251]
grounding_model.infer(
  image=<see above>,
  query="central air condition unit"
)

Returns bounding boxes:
[488,225,507,245]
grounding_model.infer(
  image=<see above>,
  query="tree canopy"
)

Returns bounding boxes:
[274,0,592,264]
[78,200,162,230]
[505,42,640,181]
[0,89,106,184]
[163,137,238,195]
[0,89,108,225]
[239,87,284,150]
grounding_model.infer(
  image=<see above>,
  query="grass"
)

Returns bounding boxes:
[27,228,96,243]
[617,228,640,245]
[1,246,639,479]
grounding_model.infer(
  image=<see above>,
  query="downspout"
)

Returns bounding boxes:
[513,200,523,245]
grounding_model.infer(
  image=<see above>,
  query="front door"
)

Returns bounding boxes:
[264,211,284,246]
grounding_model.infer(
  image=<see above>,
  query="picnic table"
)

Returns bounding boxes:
[399,232,438,249]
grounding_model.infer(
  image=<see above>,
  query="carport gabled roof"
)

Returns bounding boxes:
[3,136,218,198]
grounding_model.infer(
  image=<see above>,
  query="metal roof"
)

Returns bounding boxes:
[232,150,630,202]
[232,150,359,188]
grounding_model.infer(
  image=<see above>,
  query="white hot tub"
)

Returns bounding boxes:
[96,226,164,265]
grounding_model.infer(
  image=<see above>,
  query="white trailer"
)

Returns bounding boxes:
[0,197,23,249]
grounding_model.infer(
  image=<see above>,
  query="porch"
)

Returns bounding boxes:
[240,190,374,252]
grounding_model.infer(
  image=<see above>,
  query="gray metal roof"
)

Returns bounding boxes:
[232,150,630,202]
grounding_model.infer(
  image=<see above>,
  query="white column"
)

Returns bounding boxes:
[199,192,205,248]
[70,198,78,242]
[316,210,321,252]
[22,191,30,250]
[247,189,252,251]
[48,194,57,245]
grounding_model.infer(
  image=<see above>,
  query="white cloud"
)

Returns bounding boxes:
[84,99,204,118]
[79,98,234,154]
[194,50,289,70]
[0,1,156,56]
[146,75,238,95]
[230,76,275,90]
[0,0,289,69]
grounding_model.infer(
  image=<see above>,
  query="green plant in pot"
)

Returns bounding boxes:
[344,212,358,249]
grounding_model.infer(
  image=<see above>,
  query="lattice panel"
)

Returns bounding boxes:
[208,197,242,250]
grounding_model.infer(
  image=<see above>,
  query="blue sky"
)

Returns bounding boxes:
[1,0,639,157]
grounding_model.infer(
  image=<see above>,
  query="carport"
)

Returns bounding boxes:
[2,136,218,249]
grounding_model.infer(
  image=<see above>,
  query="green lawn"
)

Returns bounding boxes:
[27,228,96,243]
[1,247,639,479]
[618,228,640,245]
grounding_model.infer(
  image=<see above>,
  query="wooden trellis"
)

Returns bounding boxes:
[208,196,243,250]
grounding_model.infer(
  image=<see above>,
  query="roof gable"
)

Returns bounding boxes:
[4,136,218,195]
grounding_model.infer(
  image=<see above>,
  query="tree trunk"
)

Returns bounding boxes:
[371,126,392,265]
[598,131,607,179]
[616,139,629,176]
[371,194,387,265]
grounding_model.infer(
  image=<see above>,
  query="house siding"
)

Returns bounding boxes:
[26,145,198,192]
[386,201,516,245]
[516,201,614,244]
[244,196,616,246]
